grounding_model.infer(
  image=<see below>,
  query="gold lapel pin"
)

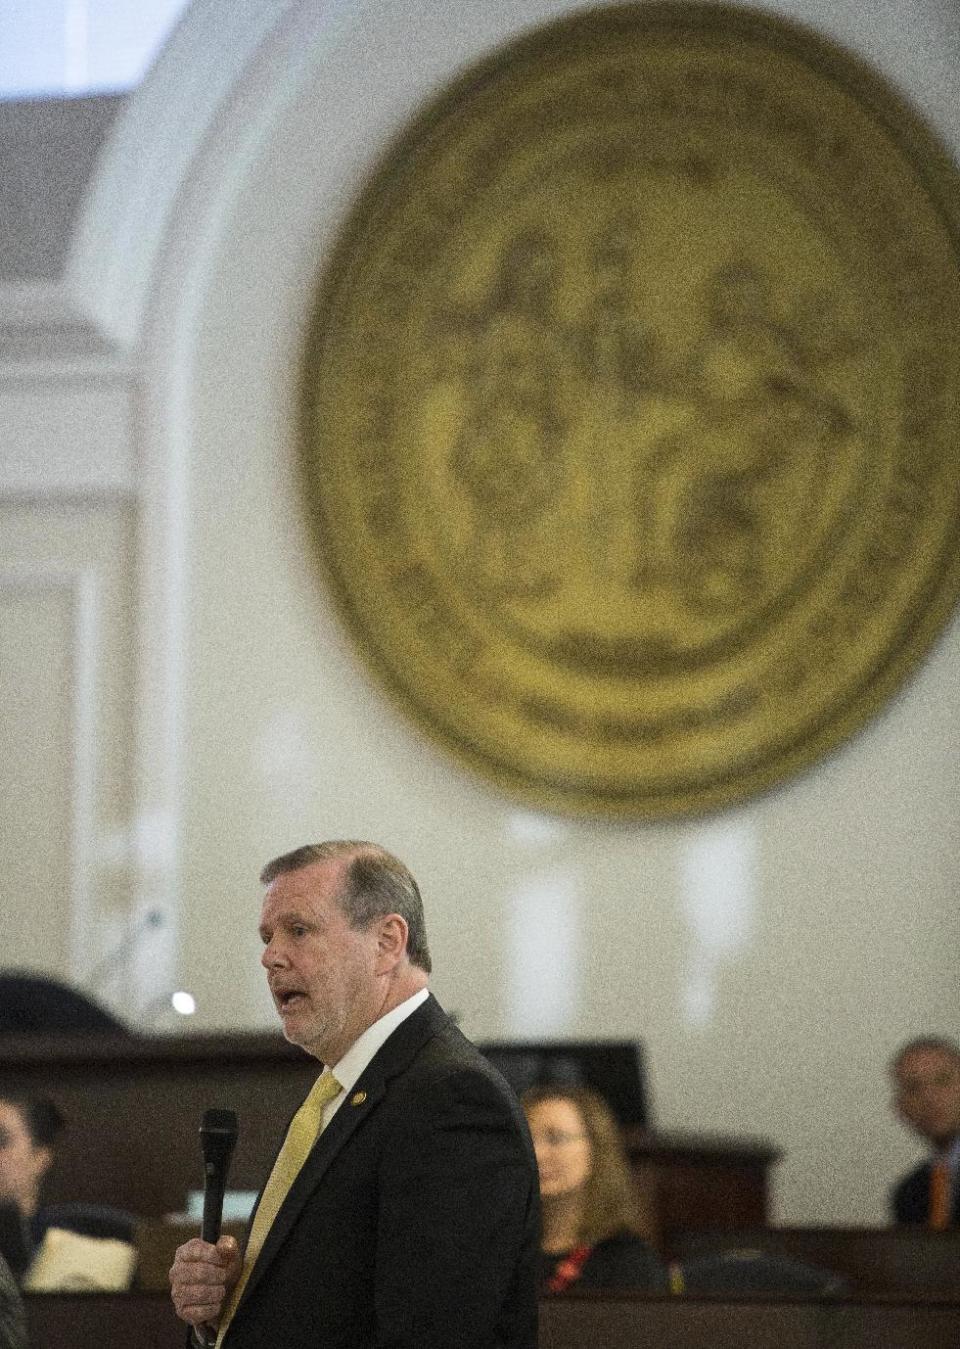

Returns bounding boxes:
[350,1091,367,1107]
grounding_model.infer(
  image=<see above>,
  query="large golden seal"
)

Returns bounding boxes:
[300,3,960,818]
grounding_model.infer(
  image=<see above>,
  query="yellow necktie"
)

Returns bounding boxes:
[929,1157,951,1231]
[214,1071,342,1346]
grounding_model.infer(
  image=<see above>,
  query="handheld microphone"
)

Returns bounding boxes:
[199,1108,239,1244]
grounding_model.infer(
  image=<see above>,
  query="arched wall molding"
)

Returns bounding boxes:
[65,0,960,358]
[64,0,300,352]
[64,0,632,1015]
[66,0,600,353]
[58,0,960,1070]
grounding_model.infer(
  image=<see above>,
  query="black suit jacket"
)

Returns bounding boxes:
[892,1158,960,1227]
[222,995,539,1348]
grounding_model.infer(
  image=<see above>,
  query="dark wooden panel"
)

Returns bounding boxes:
[1,1033,780,1234]
[541,1293,960,1349]
[25,1291,183,1349]
[135,1220,248,1291]
[0,1032,317,1217]
[24,1291,960,1349]
[624,1128,778,1246]
[674,1227,960,1296]
[542,1295,822,1349]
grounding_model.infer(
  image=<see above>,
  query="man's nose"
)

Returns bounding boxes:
[261,940,288,968]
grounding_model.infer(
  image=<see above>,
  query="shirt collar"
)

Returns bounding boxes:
[330,987,430,1097]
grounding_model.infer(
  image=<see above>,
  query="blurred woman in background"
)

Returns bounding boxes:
[0,1093,63,1267]
[523,1084,667,1293]
[0,1091,135,1288]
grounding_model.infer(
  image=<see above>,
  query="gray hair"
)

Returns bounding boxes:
[259,840,431,973]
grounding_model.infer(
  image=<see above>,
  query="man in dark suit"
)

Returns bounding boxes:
[889,1035,960,1228]
[170,841,539,1348]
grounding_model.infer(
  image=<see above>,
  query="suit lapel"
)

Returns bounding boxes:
[234,995,447,1314]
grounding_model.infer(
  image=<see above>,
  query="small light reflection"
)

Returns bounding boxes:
[171,990,196,1016]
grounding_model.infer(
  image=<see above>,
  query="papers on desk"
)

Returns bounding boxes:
[185,1190,258,1223]
[22,1227,137,1292]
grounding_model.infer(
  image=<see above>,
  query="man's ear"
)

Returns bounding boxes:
[374,913,408,972]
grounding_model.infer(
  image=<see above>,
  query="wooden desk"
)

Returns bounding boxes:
[25,1291,181,1349]
[0,1032,317,1216]
[625,1129,779,1247]
[23,1290,960,1349]
[674,1226,960,1296]
[1,1032,779,1242]
[541,1292,960,1349]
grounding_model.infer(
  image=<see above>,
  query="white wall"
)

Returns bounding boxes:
[2,0,959,1228]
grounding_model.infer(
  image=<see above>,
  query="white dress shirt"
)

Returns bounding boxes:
[322,987,430,1124]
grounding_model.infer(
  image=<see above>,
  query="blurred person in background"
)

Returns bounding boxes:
[890,1035,960,1228]
[522,1084,666,1292]
[0,1094,63,1271]
[0,1092,134,1285]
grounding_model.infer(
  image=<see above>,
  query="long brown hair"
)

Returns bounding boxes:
[523,1083,642,1246]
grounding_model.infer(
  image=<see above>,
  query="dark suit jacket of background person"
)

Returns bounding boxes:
[892,1158,960,1227]
[219,994,540,1349]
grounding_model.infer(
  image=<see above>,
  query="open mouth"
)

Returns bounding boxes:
[278,991,306,1012]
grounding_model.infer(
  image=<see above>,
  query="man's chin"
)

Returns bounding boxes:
[279,1016,326,1059]
[279,1014,309,1045]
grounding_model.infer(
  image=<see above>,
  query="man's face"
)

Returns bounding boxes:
[893,1046,960,1148]
[259,860,383,1065]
